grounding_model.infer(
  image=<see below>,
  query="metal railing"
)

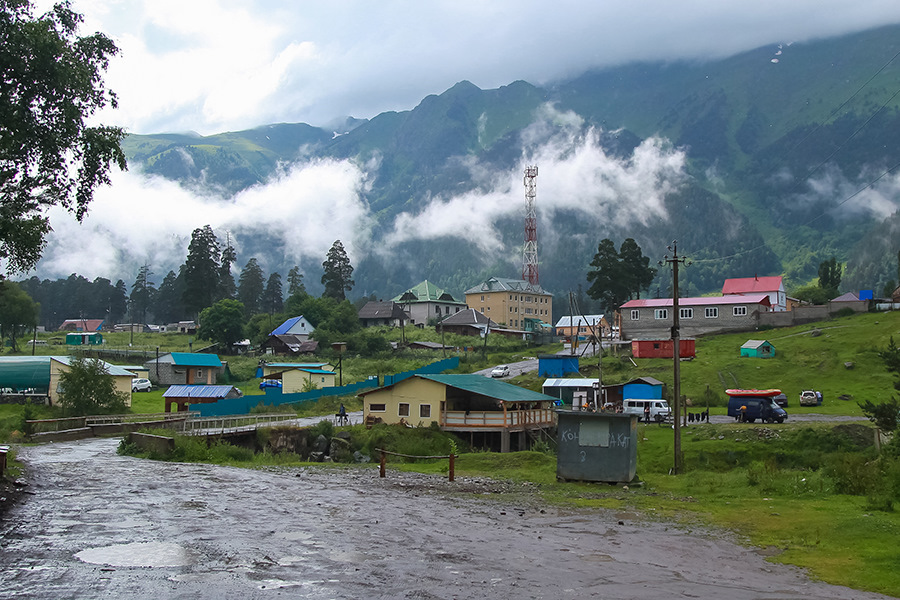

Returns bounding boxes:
[181,413,300,436]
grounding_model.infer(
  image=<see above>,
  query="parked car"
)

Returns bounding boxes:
[259,379,282,390]
[131,378,152,392]
[773,392,788,408]
[799,390,818,406]
[622,399,672,422]
[727,395,787,423]
[491,365,510,378]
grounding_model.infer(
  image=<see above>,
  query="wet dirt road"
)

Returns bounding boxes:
[1,438,894,600]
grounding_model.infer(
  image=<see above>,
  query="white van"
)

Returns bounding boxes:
[623,399,672,422]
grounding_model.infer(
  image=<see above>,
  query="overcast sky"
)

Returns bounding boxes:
[62,0,900,135]
[20,0,900,285]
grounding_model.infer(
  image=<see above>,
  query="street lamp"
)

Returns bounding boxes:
[332,341,347,386]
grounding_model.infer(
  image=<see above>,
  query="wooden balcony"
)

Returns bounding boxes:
[440,408,555,432]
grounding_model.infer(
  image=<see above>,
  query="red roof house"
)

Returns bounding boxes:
[722,276,786,312]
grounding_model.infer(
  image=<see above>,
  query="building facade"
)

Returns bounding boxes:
[464,277,553,329]
[393,280,467,326]
[722,276,786,312]
[620,294,771,340]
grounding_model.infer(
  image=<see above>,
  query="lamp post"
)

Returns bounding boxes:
[332,341,347,386]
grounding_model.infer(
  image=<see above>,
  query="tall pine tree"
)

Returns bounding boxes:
[321,240,354,300]
[182,225,220,317]
[237,258,265,316]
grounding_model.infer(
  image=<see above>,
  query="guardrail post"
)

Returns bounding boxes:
[449,453,455,482]
[380,450,386,478]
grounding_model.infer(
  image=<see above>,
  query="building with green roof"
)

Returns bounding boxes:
[393,280,467,326]
[360,374,557,452]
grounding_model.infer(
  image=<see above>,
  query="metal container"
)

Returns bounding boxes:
[555,411,638,483]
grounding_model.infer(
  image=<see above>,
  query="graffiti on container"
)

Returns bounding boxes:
[560,428,578,442]
[608,433,630,448]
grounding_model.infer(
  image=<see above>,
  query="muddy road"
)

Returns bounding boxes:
[1,438,893,599]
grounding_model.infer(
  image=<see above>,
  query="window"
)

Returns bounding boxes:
[631,310,639,320]
[480,295,484,301]
[370,403,386,412]
[733,306,748,316]
[398,403,410,417]
[680,308,693,319]
[705,307,718,318]
[654,309,668,320]
[419,404,431,418]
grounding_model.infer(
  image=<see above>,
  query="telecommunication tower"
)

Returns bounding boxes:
[522,165,539,286]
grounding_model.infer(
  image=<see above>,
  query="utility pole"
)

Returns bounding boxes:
[661,241,690,475]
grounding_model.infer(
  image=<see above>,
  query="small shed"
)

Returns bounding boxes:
[556,411,638,483]
[631,339,695,359]
[164,384,243,413]
[741,339,775,358]
[537,354,580,377]
[542,378,599,406]
[66,332,103,345]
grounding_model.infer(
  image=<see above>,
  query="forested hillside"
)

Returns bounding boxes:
[116,24,900,306]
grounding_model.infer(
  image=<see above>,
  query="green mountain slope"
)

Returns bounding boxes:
[119,25,900,303]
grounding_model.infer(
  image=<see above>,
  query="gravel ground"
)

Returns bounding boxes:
[0,437,895,600]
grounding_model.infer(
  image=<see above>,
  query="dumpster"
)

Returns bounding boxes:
[556,410,637,483]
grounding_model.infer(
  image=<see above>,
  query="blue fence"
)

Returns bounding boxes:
[191,356,460,417]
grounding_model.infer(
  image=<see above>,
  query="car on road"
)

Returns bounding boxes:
[131,378,152,392]
[491,365,510,378]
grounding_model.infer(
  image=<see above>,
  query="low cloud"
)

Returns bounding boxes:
[797,164,900,221]
[34,158,372,282]
[382,108,687,260]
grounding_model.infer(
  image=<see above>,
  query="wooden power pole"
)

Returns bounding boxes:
[661,241,689,474]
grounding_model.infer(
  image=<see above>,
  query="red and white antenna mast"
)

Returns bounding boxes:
[523,165,539,286]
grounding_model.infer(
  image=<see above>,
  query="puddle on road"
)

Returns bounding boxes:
[75,541,198,567]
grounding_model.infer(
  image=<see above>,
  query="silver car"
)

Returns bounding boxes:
[132,378,152,392]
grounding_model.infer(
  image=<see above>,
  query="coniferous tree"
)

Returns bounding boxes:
[586,239,625,312]
[130,265,155,325]
[218,237,237,300]
[155,270,185,324]
[237,258,265,316]
[321,240,354,300]
[262,272,283,314]
[287,266,307,297]
[618,238,657,300]
[182,225,221,316]
[108,279,128,324]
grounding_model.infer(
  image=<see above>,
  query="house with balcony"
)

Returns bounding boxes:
[360,374,557,452]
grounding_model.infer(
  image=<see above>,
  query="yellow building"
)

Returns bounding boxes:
[260,362,336,393]
[464,277,553,329]
[360,374,557,452]
[49,357,134,407]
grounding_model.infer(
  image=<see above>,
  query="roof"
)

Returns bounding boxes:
[367,374,556,403]
[59,318,105,331]
[170,352,223,367]
[722,276,784,295]
[0,356,52,388]
[542,378,599,388]
[831,292,860,302]
[624,376,665,387]
[554,315,604,328]
[438,308,499,328]
[358,301,409,320]
[464,276,550,296]
[162,385,236,399]
[741,339,773,349]
[409,341,454,350]
[271,316,313,336]
[51,356,135,377]
[266,362,329,369]
[393,280,464,304]
[621,294,771,309]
